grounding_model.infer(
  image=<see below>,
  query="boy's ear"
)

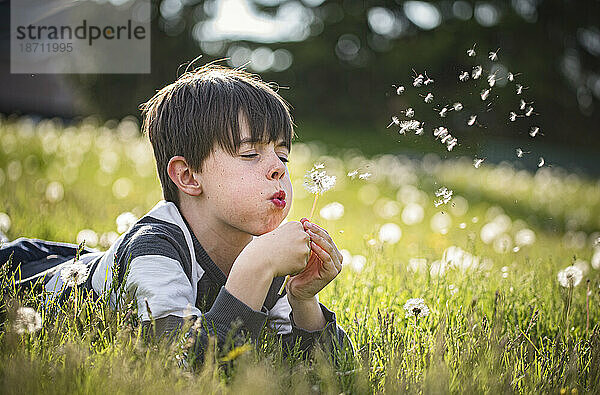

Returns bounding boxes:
[167,156,202,196]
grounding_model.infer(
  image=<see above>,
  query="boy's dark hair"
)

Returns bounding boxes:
[140,64,294,206]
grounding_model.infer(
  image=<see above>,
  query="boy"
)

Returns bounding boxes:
[1,65,352,361]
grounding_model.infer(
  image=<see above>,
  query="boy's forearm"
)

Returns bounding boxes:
[225,253,273,311]
[287,295,327,331]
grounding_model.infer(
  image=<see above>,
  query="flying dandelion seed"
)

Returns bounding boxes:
[60,261,89,287]
[459,71,470,82]
[489,48,500,61]
[529,126,540,137]
[393,85,405,95]
[433,127,448,139]
[481,89,490,100]
[415,127,424,135]
[405,108,415,118]
[509,112,517,122]
[516,148,528,158]
[446,138,458,151]
[387,116,401,128]
[453,102,463,111]
[525,106,534,116]
[439,107,448,117]
[520,99,527,110]
[557,265,583,287]
[468,115,477,126]
[473,158,485,168]
[403,298,430,319]
[424,93,434,103]
[13,307,42,334]
[507,72,515,81]
[472,65,483,79]
[487,73,497,87]
[347,170,359,179]
[516,84,524,95]
[538,157,545,167]
[423,72,434,85]
[467,44,476,57]
[398,120,421,134]
[434,187,453,207]
[358,172,371,180]
[413,74,424,87]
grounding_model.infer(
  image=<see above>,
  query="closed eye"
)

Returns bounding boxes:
[279,157,289,163]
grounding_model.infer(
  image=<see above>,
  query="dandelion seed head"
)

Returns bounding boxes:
[557,265,583,288]
[403,298,430,319]
[60,261,89,287]
[303,163,336,195]
[13,307,42,334]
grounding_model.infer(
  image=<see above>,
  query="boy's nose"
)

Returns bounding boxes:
[267,156,286,180]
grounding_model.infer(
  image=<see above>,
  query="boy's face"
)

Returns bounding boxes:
[196,123,292,236]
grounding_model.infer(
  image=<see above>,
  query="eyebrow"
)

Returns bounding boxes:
[239,137,287,147]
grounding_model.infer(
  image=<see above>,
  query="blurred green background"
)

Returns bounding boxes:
[0,0,598,173]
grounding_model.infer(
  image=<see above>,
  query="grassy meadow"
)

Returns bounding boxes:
[1,115,600,394]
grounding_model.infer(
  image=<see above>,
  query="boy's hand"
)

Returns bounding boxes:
[241,221,311,278]
[286,218,343,301]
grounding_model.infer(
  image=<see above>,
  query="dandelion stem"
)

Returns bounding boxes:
[308,194,319,221]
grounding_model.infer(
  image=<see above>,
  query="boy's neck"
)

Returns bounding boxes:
[178,199,252,277]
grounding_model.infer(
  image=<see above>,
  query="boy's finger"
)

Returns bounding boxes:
[307,229,341,268]
[310,241,339,274]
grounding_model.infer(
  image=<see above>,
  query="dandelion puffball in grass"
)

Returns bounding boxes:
[430,212,452,234]
[403,298,430,319]
[574,259,590,275]
[319,202,344,221]
[557,265,583,288]
[60,261,89,287]
[303,163,336,196]
[0,212,11,233]
[76,229,98,248]
[113,177,133,199]
[515,228,536,246]
[402,203,424,225]
[350,255,366,273]
[408,258,427,273]
[591,248,600,270]
[340,249,352,265]
[116,211,138,234]
[45,181,64,202]
[13,307,42,334]
[378,223,402,244]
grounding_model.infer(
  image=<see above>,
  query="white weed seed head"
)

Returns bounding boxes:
[489,48,499,61]
[472,65,483,79]
[481,89,490,101]
[473,158,485,168]
[304,163,336,195]
[459,71,470,82]
[529,126,540,137]
[467,44,476,57]
[509,112,517,122]
[453,102,463,111]
[424,93,434,103]
[525,106,534,117]
[467,115,477,126]
[60,261,89,287]
[13,307,42,334]
[403,298,430,318]
[405,108,415,118]
[537,157,545,167]
[557,266,583,288]
[520,99,526,110]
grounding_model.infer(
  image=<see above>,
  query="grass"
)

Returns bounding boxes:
[1,115,599,394]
